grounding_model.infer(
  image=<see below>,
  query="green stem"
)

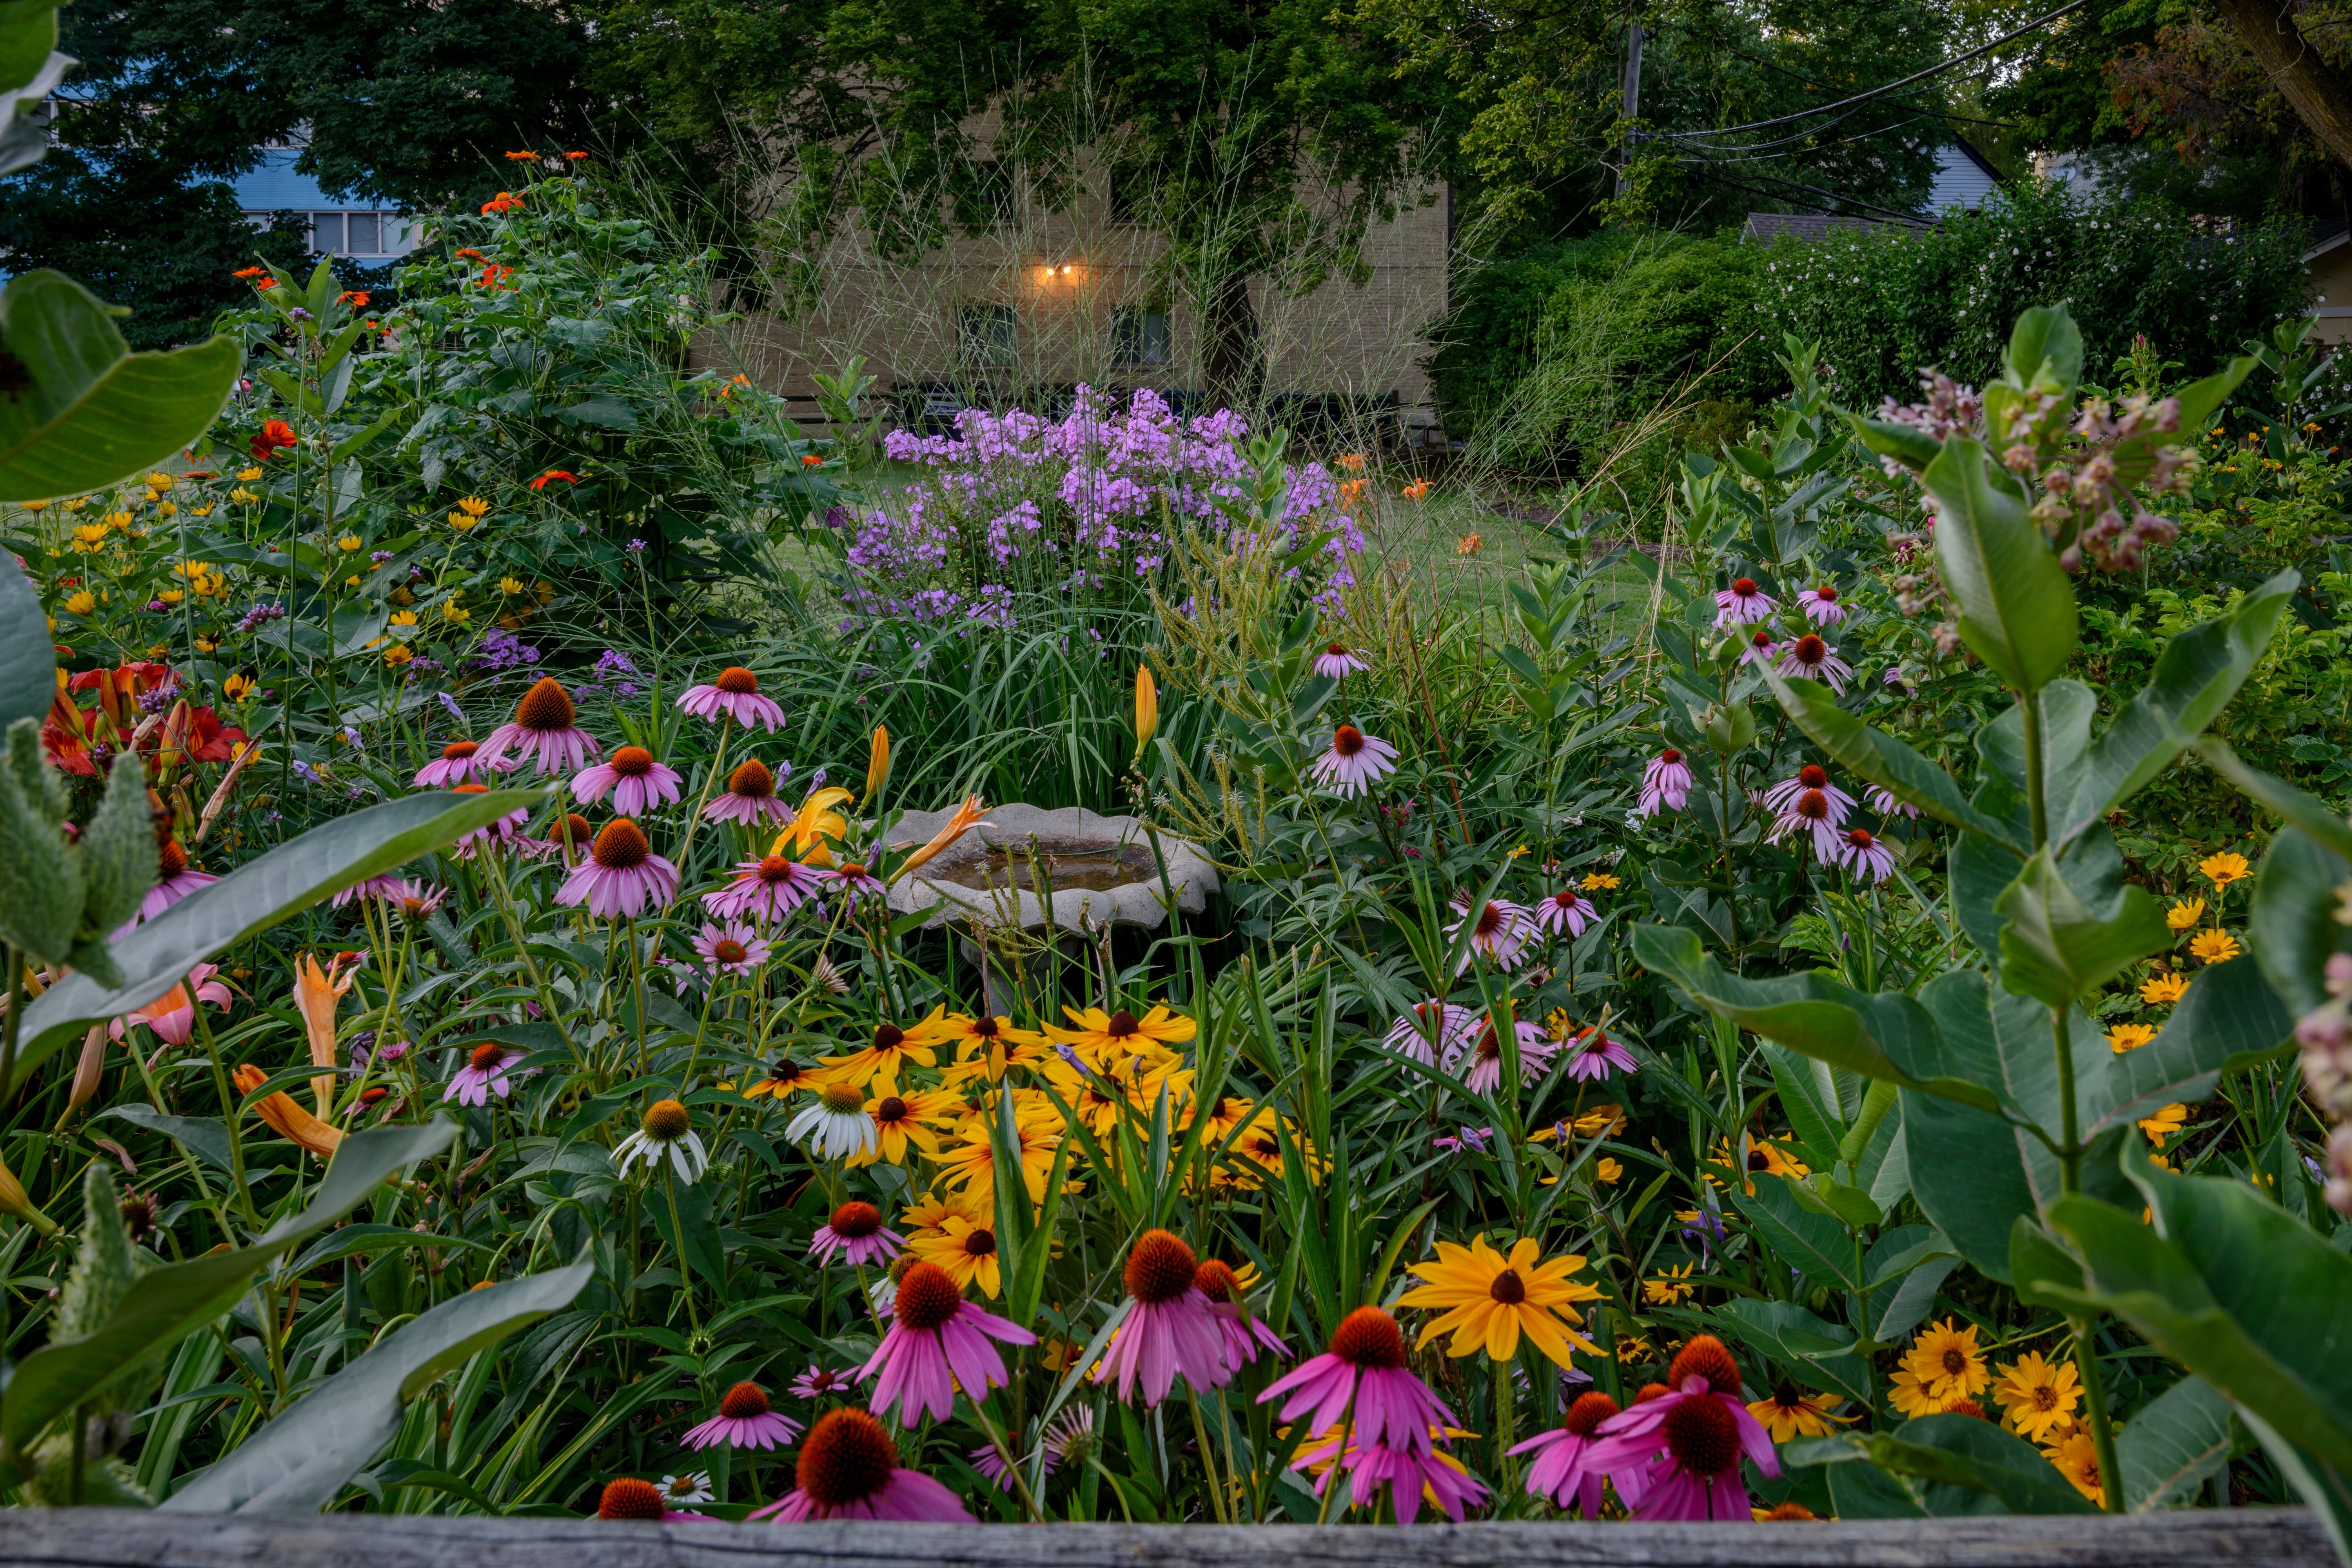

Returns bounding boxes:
[2071,1315,2127,1512]
[2021,684,2049,851]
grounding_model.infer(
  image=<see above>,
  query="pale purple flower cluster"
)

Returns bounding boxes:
[474,628,541,672]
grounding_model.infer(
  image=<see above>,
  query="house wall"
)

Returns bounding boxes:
[234,147,419,263]
[2310,241,2352,345]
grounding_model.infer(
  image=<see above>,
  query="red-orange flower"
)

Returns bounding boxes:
[482,191,525,214]
[250,419,298,460]
[565,150,588,160]
[476,263,515,288]
[800,453,824,467]
[530,470,579,490]
[232,265,267,280]
[503,149,538,161]
[454,247,486,261]
[338,290,371,307]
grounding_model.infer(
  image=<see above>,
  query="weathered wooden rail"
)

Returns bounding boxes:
[0,1508,2332,1568]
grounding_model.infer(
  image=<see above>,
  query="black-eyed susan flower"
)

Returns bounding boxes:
[1643,1262,1697,1304]
[1046,1003,1194,1065]
[1991,1350,2080,1443]
[1900,1318,1990,1405]
[908,1213,1002,1295]
[1395,1234,1602,1367]
[937,1011,1049,1082]
[821,1009,952,1090]
[849,1087,960,1167]
[1746,1381,1858,1441]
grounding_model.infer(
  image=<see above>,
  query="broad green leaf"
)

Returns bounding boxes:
[0,1119,457,1460]
[162,1259,592,1513]
[0,2,66,177]
[2118,1374,2236,1513]
[1995,849,2170,1007]
[1847,413,1942,474]
[1922,437,2078,694]
[2199,738,2352,862]
[1714,1298,1872,1404]
[2238,1409,2352,1565]
[1854,1414,2098,1515]
[12,788,545,1093]
[2005,305,2085,393]
[2041,1188,2352,1473]
[2008,1214,2085,1310]
[1950,829,2024,967]
[1977,684,2095,827]
[2081,954,2293,1137]
[1760,666,2023,849]
[1764,1042,1849,1169]
[1865,1226,1958,1343]
[2251,828,2352,1015]
[0,552,53,731]
[1630,925,1993,1109]
[1827,1458,1928,1517]
[0,272,242,501]
[99,1104,234,1173]
[2052,571,2297,850]
[1732,1177,1860,1289]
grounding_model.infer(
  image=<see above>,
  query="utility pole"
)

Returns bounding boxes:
[1615,19,1645,197]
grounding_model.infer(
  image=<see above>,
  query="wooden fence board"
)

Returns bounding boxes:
[0,1508,2333,1568]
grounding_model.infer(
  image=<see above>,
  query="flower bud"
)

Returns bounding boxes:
[77,751,158,943]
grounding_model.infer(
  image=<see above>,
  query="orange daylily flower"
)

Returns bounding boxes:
[891,795,991,884]
[291,951,360,1116]
[233,1064,343,1160]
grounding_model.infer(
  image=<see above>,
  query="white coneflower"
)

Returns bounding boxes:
[613,1098,709,1183]
[658,1471,714,1505]
[788,1080,879,1160]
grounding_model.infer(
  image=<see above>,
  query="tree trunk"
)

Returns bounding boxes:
[1200,268,1263,413]
[2210,0,2352,172]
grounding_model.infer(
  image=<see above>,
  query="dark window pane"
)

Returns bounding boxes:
[346,212,380,253]
[311,212,343,252]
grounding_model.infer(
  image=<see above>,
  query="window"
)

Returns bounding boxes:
[1112,307,1170,366]
[346,212,380,254]
[310,212,344,252]
[957,304,1016,367]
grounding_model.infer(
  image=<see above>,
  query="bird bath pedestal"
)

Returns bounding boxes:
[885,804,1218,1014]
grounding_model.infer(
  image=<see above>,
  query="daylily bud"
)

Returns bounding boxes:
[1133,665,1158,765]
[862,724,890,805]
[0,1146,58,1235]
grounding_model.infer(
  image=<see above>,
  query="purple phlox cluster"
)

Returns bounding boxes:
[474,628,542,673]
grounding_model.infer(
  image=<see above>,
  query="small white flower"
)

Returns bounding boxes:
[787,1080,878,1161]
[613,1098,710,1183]
[659,1471,713,1505]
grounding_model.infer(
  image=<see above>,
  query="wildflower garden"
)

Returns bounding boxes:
[5,38,2352,1560]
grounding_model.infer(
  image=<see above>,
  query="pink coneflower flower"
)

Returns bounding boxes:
[683,1381,803,1450]
[747,1408,974,1521]
[1532,887,1595,938]
[572,744,683,815]
[691,920,771,975]
[1763,765,1854,857]
[1714,577,1775,626]
[1511,1390,1624,1518]
[704,757,791,826]
[1260,1305,1456,1460]
[706,853,824,922]
[1562,1025,1636,1082]
[678,665,786,731]
[1310,724,1398,797]
[555,819,678,918]
[1299,1426,1489,1523]
[110,963,231,1047]
[971,1438,1056,1492]
[134,840,217,923]
[1637,749,1692,818]
[414,739,508,787]
[592,1476,710,1521]
[791,1364,864,1400]
[1446,1012,1559,1094]
[862,1261,1033,1428]
[1195,1258,1288,1368]
[1797,585,1846,626]
[384,880,447,922]
[519,812,596,862]
[1775,633,1854,693]
[1444,895,1531,971]
[1833,826,1897,884]
[1382,1000,1477,1065]
[443,1040,531,1107]
[1094,1230,1232,1406]
[1740,628,1778,668]
[1314,643,1370,678]
[329,873,405,909]
[1865,783,1921,820]
[1883,665,1910,695]
[478,676,599,775]
[1578,1336,1777,1521]
[448,783,530,858]
[810,1200,904,1267]
[826,859,887,902]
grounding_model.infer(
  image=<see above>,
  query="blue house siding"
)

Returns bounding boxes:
[234,148,417,259]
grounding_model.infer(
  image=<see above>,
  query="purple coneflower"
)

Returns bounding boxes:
[593,1476,709,1522]
[827,858,888,902]
[520,812,595,862]
[1195,1258,1288,1368]
[810,1199,904,1267]
[683,1381,803,1450]
[1775,633,1853,693]
[1882,665,1910,695]
[1446,1013,1558,1094]
[330,873,406,909]
[443,1041,530,1107]
[135,840,217,924]
[791,1363,864,1400]
[1309,724,1398,797]
[414,738,508,787]
[1637,749,1692,818]
[704,757,791,826]
[478,676,599,776]
[1865,783,1921,820]
[862,1260,1033,1428]
[692,919,771,975]
[385,881,448,922]
[971,1437,1055,1492]
[1713,576,1775,626]
[1094,1229,1232,1406]
[1313,643,1370,678]
[706,853,824,922]
[677,665,786,731]
[1260,1305,1456,1462]
[555,818,678,918]
[747,1408,974,1521]
[1578,1336,1778,1521]
[572,744,683,815]
[1302,1426,1488,1523]
[448,783,531,858]
[1511,1390,1625,1518]
[1797,585,1846,626]
[1762,765,1854,857]
[1444,895,1531,971]
[1562,1025,1636,1082]
[1740,628,1778,668]
[1834,826,1897,884]
[1382,1000,1476,1065]
[1532,887,1595,938]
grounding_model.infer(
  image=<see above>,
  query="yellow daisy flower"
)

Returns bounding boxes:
[930,1113,1061,1208]
[1748,1382,1859,1441]
[1045,1004,1196,1065]
[1991,1351,2081,1443]
[1901,1318,1991,1403]
[2046,1429,2105,1506]
[2140,972,2189,1006]
[1581,871,1621,891]
[2198,851,2250,887]
[1595,1156,1623,1183]
[2106,1023,2158,1054]
[1396,1235,1603,1367]
[935,1012,1050,1083]
[2189,930,2239,965]
[2165,897,2205,931]
[908,1213,1001,1296]
[846,1086,960,1167]
[818,1007,953,1089]
[2138,1102,2189,1145]
[1643,1262,1697,1304]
